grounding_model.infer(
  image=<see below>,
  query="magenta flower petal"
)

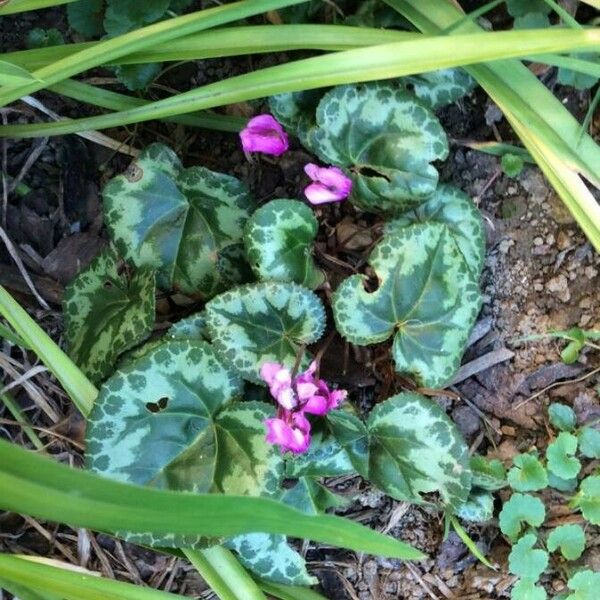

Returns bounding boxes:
[303,394,329,416]
[303,163,352,205]
[296,381,319,401]
[264,415,310,454]
[240,114,289,156]
[328,389,347,410]
[260,362,285,386]
[276,386,297,410]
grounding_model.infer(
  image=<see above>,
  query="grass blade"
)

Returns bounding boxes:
[0,0,75,15]
[0,439,425,560]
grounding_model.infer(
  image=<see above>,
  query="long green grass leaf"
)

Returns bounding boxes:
[0,439,424,560]
[1,28,598,139]
[0,0,75,15]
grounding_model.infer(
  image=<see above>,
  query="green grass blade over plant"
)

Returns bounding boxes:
[0,0,309,108]
[2,28,599,139]
[258,580,328,600]
[0,554,190,600]
[0,0,75,15]
[385,0,600,250]
[0,439,425,560]
[4,25,414,71]
[0,285,96,416]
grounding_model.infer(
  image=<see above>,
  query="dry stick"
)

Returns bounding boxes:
[0,418,85,450]
[405,562,440,600]
[513,364,600,410]
[0,364,48,395]
[0,225,50,309]
[7,136,48,195]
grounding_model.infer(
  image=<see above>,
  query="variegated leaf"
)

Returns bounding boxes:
[366,393,471,510]
[167,312,208,341]
[400,69,476,110]
[282,477,350,514]
[103,143,255,297]
[86,340,283,547]
[244,199,324,289]
[307,83,448,214]
[385,185,485,276]
[268,90,322,148]
[205,282,326,383]
[455,489,495,522]
[63,246,155,384]
[333,223,481,388]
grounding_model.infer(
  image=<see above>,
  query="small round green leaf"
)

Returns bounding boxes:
[499,493,545,540]
[508,533,549,579]
[333,223,481,388]
[470,455,507,491]
[385,184,485,276]
[67,0,105,37]
[547,432,581,480]
[307,83,449,214]
[548,403,577,432]
[566,570,600,600]
[103,143,255,297]
[365,393,472,510]
[400,68,476,110]
[455,489,494,522]
[512,578,547,600]
[501,153,525,178]
[578,475,600,525]
[244,199,324,289]
[507,454,548,492]
[578,426,600,459]
[547,524,585,560]
[205,282,326,383]
[63,246,155,384]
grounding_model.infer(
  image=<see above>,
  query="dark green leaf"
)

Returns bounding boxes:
[501,153,524,177]
[506,0,551,17]
[400,68,476,110]
[67,0,105,38]
[469,455,507,491]
[103,0,170,36]
[114,63,162,91]
[25,28,64,49]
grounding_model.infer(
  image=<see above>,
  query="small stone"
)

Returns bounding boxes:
[546,274,571,302]
[584,266,598,279]
[580,315,592,327]
[533,236,544,246]
[556,230,572,250]
[498,239,514,254]
[534,282,544,291]
[579,297,592,309]
[546,233,555,245]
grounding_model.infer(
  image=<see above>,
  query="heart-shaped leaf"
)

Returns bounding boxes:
[63,246,155,384]
[103,143,255,297]
[205,282,326,383]
[329,394,471,510]
[333,223,481,388]
[244,199,324,289]
[566,570,600,600]
[508,533,548,580]
[507,454,548,492]
[400,68,476,110]
[547,524,585,560]
[385,184,485,276]
[499,493,545,540]
[455,489,494,522]
[306,83,448,214]
[546,432,581,480]
[577,475,600,525]
[470,456,507,491]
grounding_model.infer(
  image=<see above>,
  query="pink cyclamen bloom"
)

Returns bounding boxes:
[304,163,352,205]
[265,413,311,454]
[239,114,289,156]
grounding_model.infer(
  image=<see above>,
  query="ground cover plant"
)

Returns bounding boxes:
[0,0,599,599]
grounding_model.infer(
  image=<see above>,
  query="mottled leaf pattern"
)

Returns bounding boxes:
[455,489,494,522]
[268,90,323,147]
[400,69,476,110]
[205,282,326,383]
[385,185,485,276]
[63,246,155,384]
[307,83,448,214]
[333,223,481,388]
[470,456,507,491]
[103,143,255,297]
[244,199,325,289]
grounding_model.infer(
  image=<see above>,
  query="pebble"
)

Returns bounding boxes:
[546,274,571,302]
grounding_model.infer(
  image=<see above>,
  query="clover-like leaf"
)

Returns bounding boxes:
[470,456,507,491]
[578,426,600,459]
[577,475,600,525]
[499,493,545,540]
[455,489,494,522]
[103,0,170,36]
[547,524,585,560]
[67,0,105,37]
[400,69,476,110]
[307,83,449,214]
[566,570,600,600]
[103,143,255,297]
[385,184,485,276]
[547,432,581,480]
[512,578,547,600]
[333,223,481,388]
[205,282,326,383]
[244,199,324,289]
[508,454,548,492]
[548,403,577,432]
[509,533,549,580]
[63,246,155,384]
[364,393,471,510]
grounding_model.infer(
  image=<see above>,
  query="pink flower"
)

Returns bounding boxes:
[304,163,352,205]
[260,360,347,454]
[239,114,289,156]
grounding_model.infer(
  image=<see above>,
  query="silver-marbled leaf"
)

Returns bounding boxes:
[63,245,155,384]
[400,69,476,110]
[307,83,448,214]
[103,143,255,297]
[244,199,324,289]
[333,223,482,388]
[455,489,495,522]
[205,282,326,383]
[385,184,485,276]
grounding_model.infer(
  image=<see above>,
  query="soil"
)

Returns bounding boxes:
[1,3,599,600]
